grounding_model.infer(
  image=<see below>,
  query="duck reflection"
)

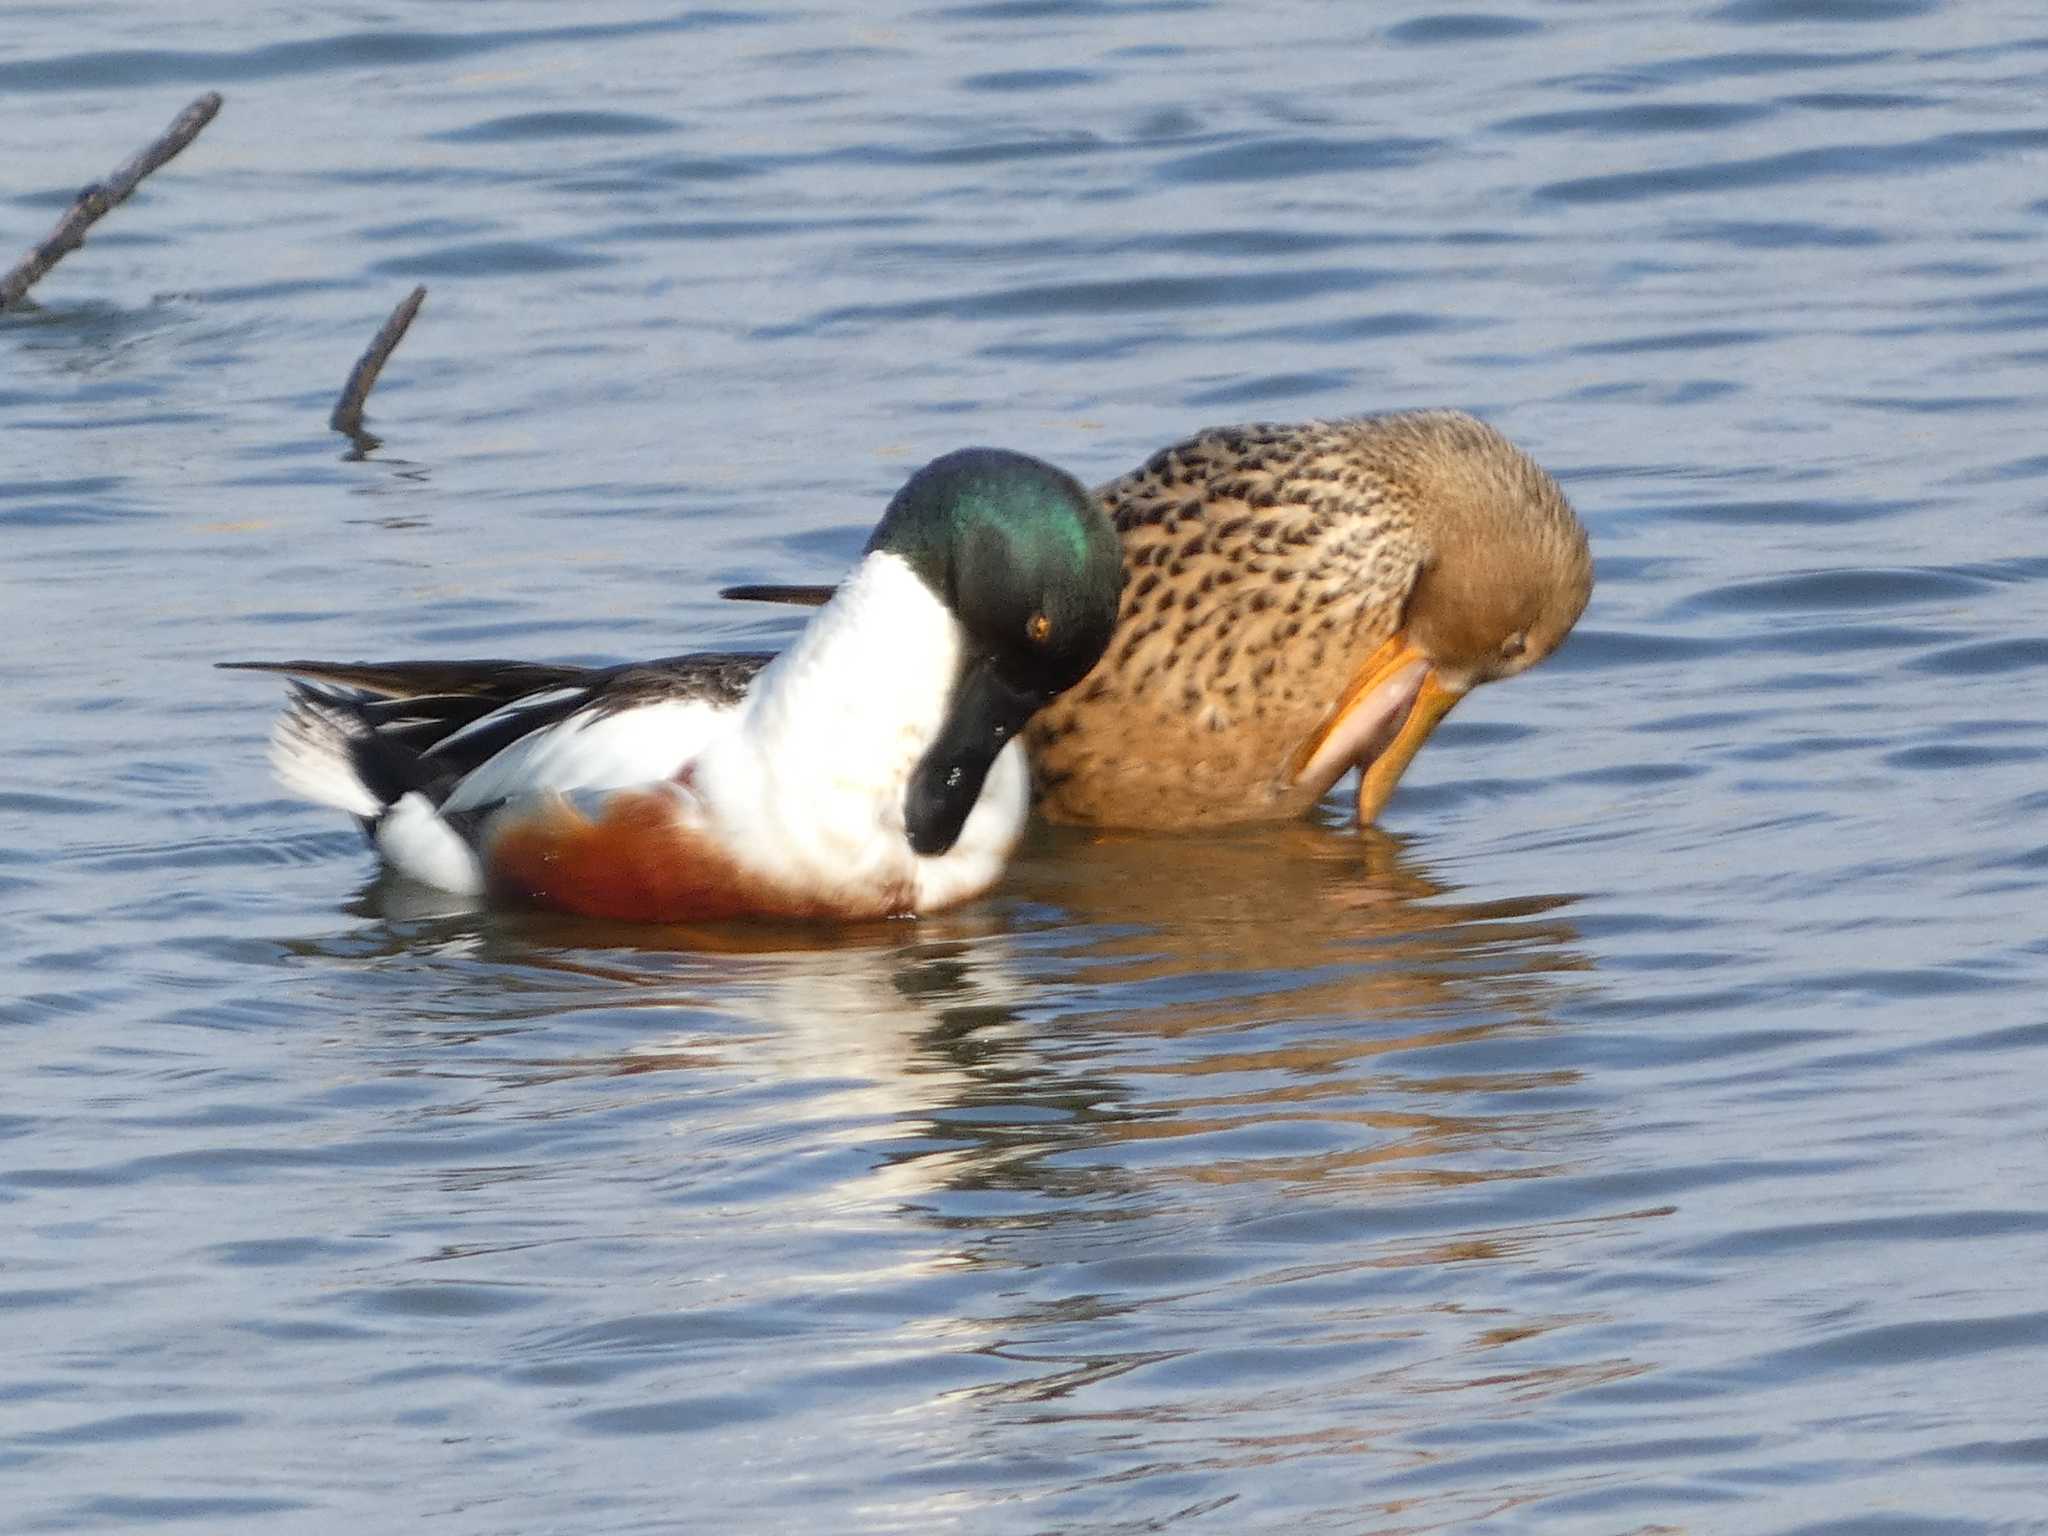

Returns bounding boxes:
[325,817,1591,1209]
[312,827,1628,1452]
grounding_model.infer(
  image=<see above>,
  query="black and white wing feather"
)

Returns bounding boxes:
[223,652,773,824]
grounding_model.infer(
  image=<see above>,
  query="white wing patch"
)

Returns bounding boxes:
[442,698,736,814]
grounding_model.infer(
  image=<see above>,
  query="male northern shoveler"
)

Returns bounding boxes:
[728,410,1593,829]
[226,448,1123,922]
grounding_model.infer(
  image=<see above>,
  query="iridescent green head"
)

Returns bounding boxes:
[868,447,1124,855]
[869,447,1123,697]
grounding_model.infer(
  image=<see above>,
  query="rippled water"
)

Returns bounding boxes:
[7,2,2048,1530]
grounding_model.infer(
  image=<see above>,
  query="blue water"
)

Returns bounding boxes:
[6,2,2048,1530]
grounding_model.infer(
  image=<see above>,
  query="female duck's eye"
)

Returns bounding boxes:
[1027,612,1053,644]
[1501,633,1527,661]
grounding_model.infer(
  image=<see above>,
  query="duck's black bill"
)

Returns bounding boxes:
[905,655,1045,857]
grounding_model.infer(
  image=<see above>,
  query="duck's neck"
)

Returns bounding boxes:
[692,551,1014,911]
[745,550,960,777]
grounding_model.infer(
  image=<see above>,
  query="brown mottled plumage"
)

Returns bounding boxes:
[1027,410,1592,829]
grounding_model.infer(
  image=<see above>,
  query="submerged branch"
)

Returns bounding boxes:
[0,92,224,312]
[330,284,427,453]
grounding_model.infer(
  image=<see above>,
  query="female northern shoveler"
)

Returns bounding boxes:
[1029,410,1592,828]
[227,448,1123,922]
[729,410,1593,830]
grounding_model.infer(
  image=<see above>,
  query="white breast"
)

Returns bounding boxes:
[911,739,1030,911]
[690,553,1031,915]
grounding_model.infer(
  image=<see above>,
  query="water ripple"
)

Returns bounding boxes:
[782,266,1381,329]
[0,13,770,92]
[1386,13,1543,44]
[1713,0,1939,20]
[1499,102,1772,136]
[1540,129,2048,204]
[430,111,681,144]
[1677,566,1994,616]
[1156,135,1442,184]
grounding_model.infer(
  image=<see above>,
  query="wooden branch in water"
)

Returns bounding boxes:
[0,92,224,312]
[330,285,427,451]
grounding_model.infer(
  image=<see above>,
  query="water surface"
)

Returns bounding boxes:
[6,2,2048,1530]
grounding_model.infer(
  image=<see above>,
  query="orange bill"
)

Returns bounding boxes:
[1291,632,1465,825]
[1353,667,1461,824]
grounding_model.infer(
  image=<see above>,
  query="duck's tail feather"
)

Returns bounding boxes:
[269,684,463,819]
[266,687,488,894]
[268,689,386,818]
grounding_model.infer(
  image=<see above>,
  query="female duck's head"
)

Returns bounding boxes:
[866,448,1123,855]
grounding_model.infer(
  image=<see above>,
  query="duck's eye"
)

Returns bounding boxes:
[1501,632,1528,661]
[1027,612,1053,644]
